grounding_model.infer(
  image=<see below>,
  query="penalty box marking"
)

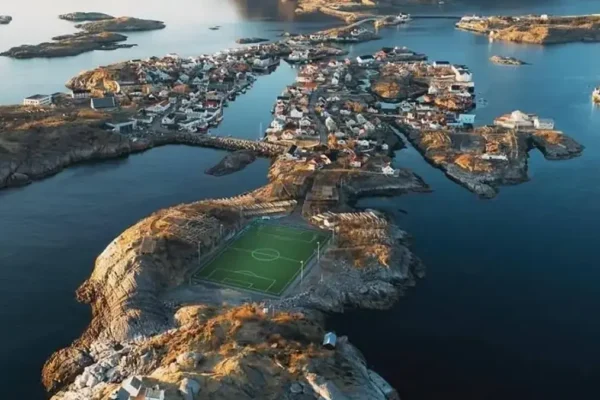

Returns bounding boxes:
[206,268,276,289]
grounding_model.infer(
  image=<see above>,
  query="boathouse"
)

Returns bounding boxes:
[323,332,337,349]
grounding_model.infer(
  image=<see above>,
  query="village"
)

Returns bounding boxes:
[18,29,582,201]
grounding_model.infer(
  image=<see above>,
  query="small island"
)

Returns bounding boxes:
[59,12,114,22]
[0,15,12,24]
[1,16,165,59]
[75,17,166,33]
[0,32,131,59]
[457,14,600,44]
[205,150,257,176]
[490,55,528,65]
[236,37,270,44]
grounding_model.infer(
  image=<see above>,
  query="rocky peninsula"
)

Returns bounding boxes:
[1,16,164,59]
[457,14,600,44]
[59,12,114,22]
[0,15,12,24]
[490,55,528,65]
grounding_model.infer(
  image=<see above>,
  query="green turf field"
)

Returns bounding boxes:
[193,223,330,296]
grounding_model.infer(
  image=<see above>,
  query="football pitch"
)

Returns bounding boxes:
[193,223,330,296]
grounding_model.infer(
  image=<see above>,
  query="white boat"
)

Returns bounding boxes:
[593,87,600,103]
[394,13,411,23]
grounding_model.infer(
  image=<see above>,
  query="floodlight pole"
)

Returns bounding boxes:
[317,241,320,263]
[300,260,304,284]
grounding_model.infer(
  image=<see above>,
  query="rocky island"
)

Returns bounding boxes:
[1,16,164,59]
[59,12,115,22]
[457,14,600,44]
[0,32,131,59]
[490,55,528,65]
[75,17,166,33]
[0,15,11,24]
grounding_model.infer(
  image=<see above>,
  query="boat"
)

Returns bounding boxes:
[593,87,600,103]
[394,13,411,23]
[209,26,220,31]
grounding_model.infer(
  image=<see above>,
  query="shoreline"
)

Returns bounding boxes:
[0,13,584,400]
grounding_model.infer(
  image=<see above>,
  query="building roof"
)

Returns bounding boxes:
[72,89,90,94]
[91,97,116,109]
[26,94,50,100]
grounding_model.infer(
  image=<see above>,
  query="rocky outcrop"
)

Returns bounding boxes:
[59,12,115,22]
[530,130,585,160]
[236,37,270,44]
[76,17,166,33]
[490,55,528,65]
[205,150,257,176]
[0,15,12,24]
[1,32,130,59]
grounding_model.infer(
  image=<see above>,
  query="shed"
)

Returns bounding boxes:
[323,332,337,349]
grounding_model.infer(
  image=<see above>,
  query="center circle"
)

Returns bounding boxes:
[251,248,280,262]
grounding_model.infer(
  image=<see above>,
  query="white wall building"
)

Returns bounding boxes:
[533,117,555,130]
[23,94,52,106]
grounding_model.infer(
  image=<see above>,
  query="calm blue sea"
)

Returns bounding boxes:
[1,0,600,398]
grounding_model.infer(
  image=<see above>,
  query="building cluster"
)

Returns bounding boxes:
[22,43,291,135]
[395,60,476,131]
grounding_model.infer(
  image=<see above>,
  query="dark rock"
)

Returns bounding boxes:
[205,150,257,176]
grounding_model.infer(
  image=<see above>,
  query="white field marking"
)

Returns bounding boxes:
[259,231,316,243]
[223,278,253,288]
[231,247,303,263]
[266,280,276,292]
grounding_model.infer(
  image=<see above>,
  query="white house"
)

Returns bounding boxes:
[290,108,304,119]
[162,114,176,125]
[271,118,286,132]
[533,117,555,130]
[356,114,367,124]
[350,160,362,168]
[364,121,376,132]
[71,89,91,100]
[382,165,396,176]
[23,94,52,106]
[356,55,375,65]
[299,117,312,127]
[357,140,370,147]
[332,77,339,86]
[481,153,508,161]
[345,73,352,83]
[325,117,337,132]
[146,100,170,114]
[452,65,473,82]
[458,114,476,125]
[106,119,137,133]
[121,376,143,397]
[179,118,203,132]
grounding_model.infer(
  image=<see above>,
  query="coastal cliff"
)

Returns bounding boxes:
[457,15,600,44]
[42,155,427,399]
